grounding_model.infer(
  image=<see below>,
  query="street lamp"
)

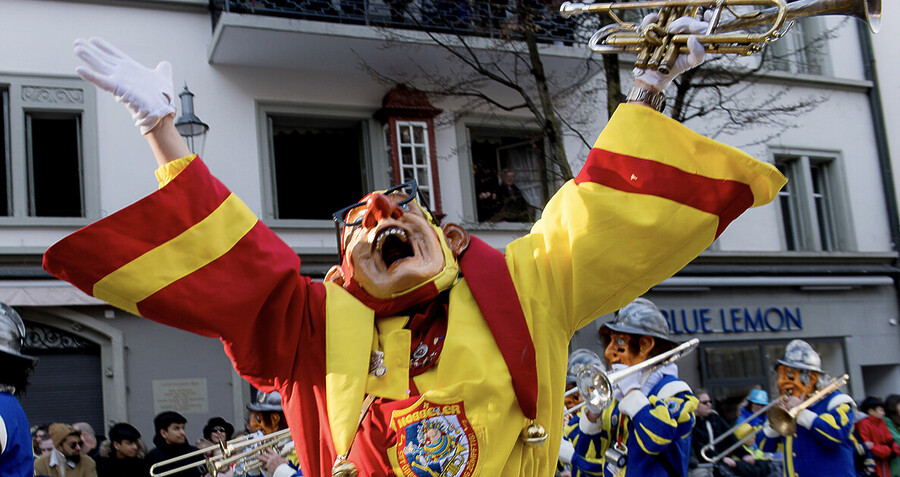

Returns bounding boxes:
[174,83,209,156]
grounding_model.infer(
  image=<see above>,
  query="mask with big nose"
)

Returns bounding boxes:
[326,187,469,316]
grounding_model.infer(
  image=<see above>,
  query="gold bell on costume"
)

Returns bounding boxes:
[522,422,547,447]
[332,457,359,477]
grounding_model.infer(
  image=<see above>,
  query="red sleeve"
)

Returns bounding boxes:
[858,419,895,459]
[43,157,327,388]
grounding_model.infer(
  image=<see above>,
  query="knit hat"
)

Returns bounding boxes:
[108,422,141,443]
[49,423,81,448]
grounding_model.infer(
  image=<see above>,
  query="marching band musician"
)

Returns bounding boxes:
[559,351,604,477]
[757,339,857,476]
[577,298,698,477]
[243,391,302,477]
[42,15,787,476]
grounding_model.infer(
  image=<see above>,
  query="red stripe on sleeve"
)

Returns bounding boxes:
[43,158,232,295]
[575,149,755,237]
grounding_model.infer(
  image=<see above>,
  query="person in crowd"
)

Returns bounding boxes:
[883,394,900,477]
[194,418,236,477]
[857,396,900,477]
[574,298,697,476]
[73,422,101,461]
[95,422,148,477]
[732,389,781,477]
[34,422,97,477]
[692,389,767,477]
[758,339,857,477]
[145,411,201,477]
[0,303,39,476]
[32,424,50,458]
[204,417,235,446]
[43,15,786,474]
[38,437,55,457]
[488,169,534,222]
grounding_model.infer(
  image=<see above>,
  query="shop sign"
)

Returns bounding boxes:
[661,307,803,335]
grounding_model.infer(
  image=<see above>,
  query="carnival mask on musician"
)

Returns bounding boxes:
[775,339,823,399]
[776,365,818,399]
[604,332,653,367]
[326,180,469,316]
[600,298,677,367]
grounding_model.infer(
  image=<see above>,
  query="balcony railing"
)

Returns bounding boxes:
[210,0,578,44]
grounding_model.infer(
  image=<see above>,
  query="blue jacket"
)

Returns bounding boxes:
[578,374,697,477]
[0,392,34,477]
[758,390,855,477]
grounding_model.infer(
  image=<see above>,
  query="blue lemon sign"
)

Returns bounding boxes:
[662,307,803,335]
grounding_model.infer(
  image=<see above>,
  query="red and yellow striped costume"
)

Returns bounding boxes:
[43,105,784,476]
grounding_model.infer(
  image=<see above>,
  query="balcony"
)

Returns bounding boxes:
[208,0,595,79]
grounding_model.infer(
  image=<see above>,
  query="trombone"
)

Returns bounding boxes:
[699,398,779,463]
[767,373,850,436]
[559,0,882,73]
[149,428,293,477]
[571,338,699,415]
[700,373,850,463]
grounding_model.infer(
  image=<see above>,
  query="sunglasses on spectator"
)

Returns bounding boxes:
[67,441,83,450]
[212,426,226,433]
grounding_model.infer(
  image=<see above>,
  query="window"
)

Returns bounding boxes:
[774,151,852,251]
[27,112,83,217]
[765,16,830,76]
[391,121,435,210]
[264,113,372,222]
[700,339,846,422]
[0,76,97,224]
[468,127,548,224]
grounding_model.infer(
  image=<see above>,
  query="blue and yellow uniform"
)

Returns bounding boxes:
[758,391,856,477]
[582,374,697,477]
[562,412,605,476]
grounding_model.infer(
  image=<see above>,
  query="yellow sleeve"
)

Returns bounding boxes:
[155,154,198,188]
[507,104,786,332]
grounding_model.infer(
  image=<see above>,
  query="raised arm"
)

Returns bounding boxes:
[73,37,189,165]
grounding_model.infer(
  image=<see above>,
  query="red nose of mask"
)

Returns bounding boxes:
[361,193,404,228]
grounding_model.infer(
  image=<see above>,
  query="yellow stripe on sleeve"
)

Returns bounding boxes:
[639,422,672,447]
[815,427,843,443]
[92,193,257,315]
[819,413,840,430]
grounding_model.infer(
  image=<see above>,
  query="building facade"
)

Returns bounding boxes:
[0,0,896,444]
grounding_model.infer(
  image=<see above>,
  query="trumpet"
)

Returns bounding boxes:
[149,428,293,477]
[700,399,779,463]
[767,373,850,436]
[559,0,881,73]
[572,338,699,414]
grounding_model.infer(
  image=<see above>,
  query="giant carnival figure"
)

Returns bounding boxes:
[43,18,785,476]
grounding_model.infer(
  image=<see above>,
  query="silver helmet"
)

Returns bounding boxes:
[247,391,283,412]
[776,339,823,373]
[600,297,676,346]
[0,303,37,366]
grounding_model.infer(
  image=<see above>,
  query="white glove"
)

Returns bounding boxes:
[612,363,642,401]
[74,37,176,134]
[641,362,678,395]
[632,12,710,91]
